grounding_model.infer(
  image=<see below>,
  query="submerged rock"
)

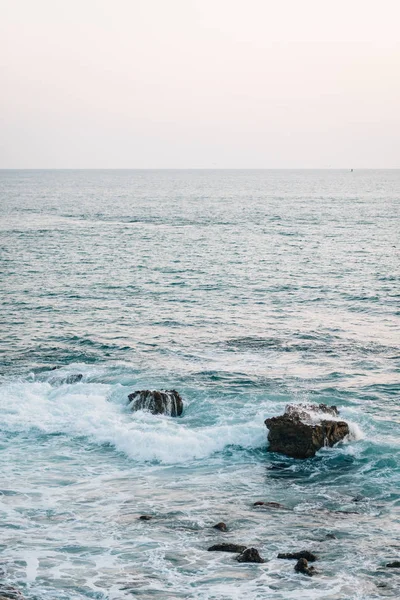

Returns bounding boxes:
[386,561,400,568]
[208,543,247,553]
[128,390,183,417]
[0,586,25,600]
[265,403,349,459]
[294,558,316,576]
[236,548,264,563]
[278,550,317,562]
[49,373,83,385]
[213,522,228,531]
[253,501,286,509]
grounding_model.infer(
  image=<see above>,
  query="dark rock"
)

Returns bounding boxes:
[49,373,83,385]
[208,543,247,553]
[0,586,25,600]
[285,403,339,418]
[253,501,285,509]
[325,533,337,540]
[236,548,264,563]
[139,515,152,521]
[278,550,317,562]
[333,510,359,515]
[213,522,227,531]
[386,561,400,568]
[64,373,83,384]
[265,403,349,459]
[294,558,316,576]
[352,494,365,503]
[128,390,183,417]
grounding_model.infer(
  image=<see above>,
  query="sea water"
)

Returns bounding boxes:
[0,169,399,599]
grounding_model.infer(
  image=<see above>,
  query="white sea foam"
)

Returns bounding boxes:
[0,381,266,464]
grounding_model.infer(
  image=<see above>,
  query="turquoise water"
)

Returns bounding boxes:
[0,169,399,599]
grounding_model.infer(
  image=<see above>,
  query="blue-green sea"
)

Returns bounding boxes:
[0,169,399,599]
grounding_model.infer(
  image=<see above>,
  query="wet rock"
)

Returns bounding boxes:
[325,533,337,540]
[265,403,349,459]
[285,403,339,418]
[278,550,317,562]
[294,558,316,576]
[253,501,285,509]
[139,515,152,521]
[0,586,25,600]
[236,548,264,563]
[128,390,183,417]
[213,522,227,531]
[386,561,400,568]
[208,543,247,553]
[49,373,83,385]
[352,494,365,503]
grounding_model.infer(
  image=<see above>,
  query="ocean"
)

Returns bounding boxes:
[0,169,399,599]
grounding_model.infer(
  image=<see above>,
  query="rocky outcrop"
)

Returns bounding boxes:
[49,373,83,385]
[236,548,264,563]
[0,586,25,600]
[386,561,400,568]
[253,501,286,509]
[278,550,317,562]
[265,403,349,459]
[294,558,316,576]
[128,390,183,417]
[213,522,227,531]
[208,543,247,553]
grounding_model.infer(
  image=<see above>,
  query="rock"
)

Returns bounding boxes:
[325,533,337,540]
[213,522,227,531]
[386,561,400,568]
[265,403,349,459]
[294,558,316,576]
[128,390,183,417]
[278,550,317,562]
[0,586,25,600]
[236,548,264,563]
[285,403,339,418]
[139,515,152,521]
[49,373,83,385]
[208,543,247,553]
[253,501,285,509]
[352,494,365,502]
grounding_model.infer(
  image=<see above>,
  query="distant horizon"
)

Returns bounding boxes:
[1,167,399,171]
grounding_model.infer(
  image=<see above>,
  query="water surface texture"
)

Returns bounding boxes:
[1,169,399,599]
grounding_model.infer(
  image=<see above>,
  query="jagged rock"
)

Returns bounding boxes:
[352,494,365,503]
[139,515,152,521]
[386,561,400,568]
[253,501,285,509]
[0,586,25,600]
[128,390,183,417]
[49,373,83,385]
[278,550,317,562]
[285,403,339,418]
[236,548,264,563]
[213,522,227,531]
[265,403,349,458]
[208,543,247,553]
[294,558,316,576]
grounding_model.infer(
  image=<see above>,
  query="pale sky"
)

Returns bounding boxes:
[1,0,399,168]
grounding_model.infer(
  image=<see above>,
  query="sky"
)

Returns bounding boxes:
[1,0,399,168]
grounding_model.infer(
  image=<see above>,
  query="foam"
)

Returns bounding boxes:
[0,381,266,464]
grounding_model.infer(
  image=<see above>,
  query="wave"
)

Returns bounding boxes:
[0,379,266,464]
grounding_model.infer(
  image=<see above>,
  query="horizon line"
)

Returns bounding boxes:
[1,167,399,171]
